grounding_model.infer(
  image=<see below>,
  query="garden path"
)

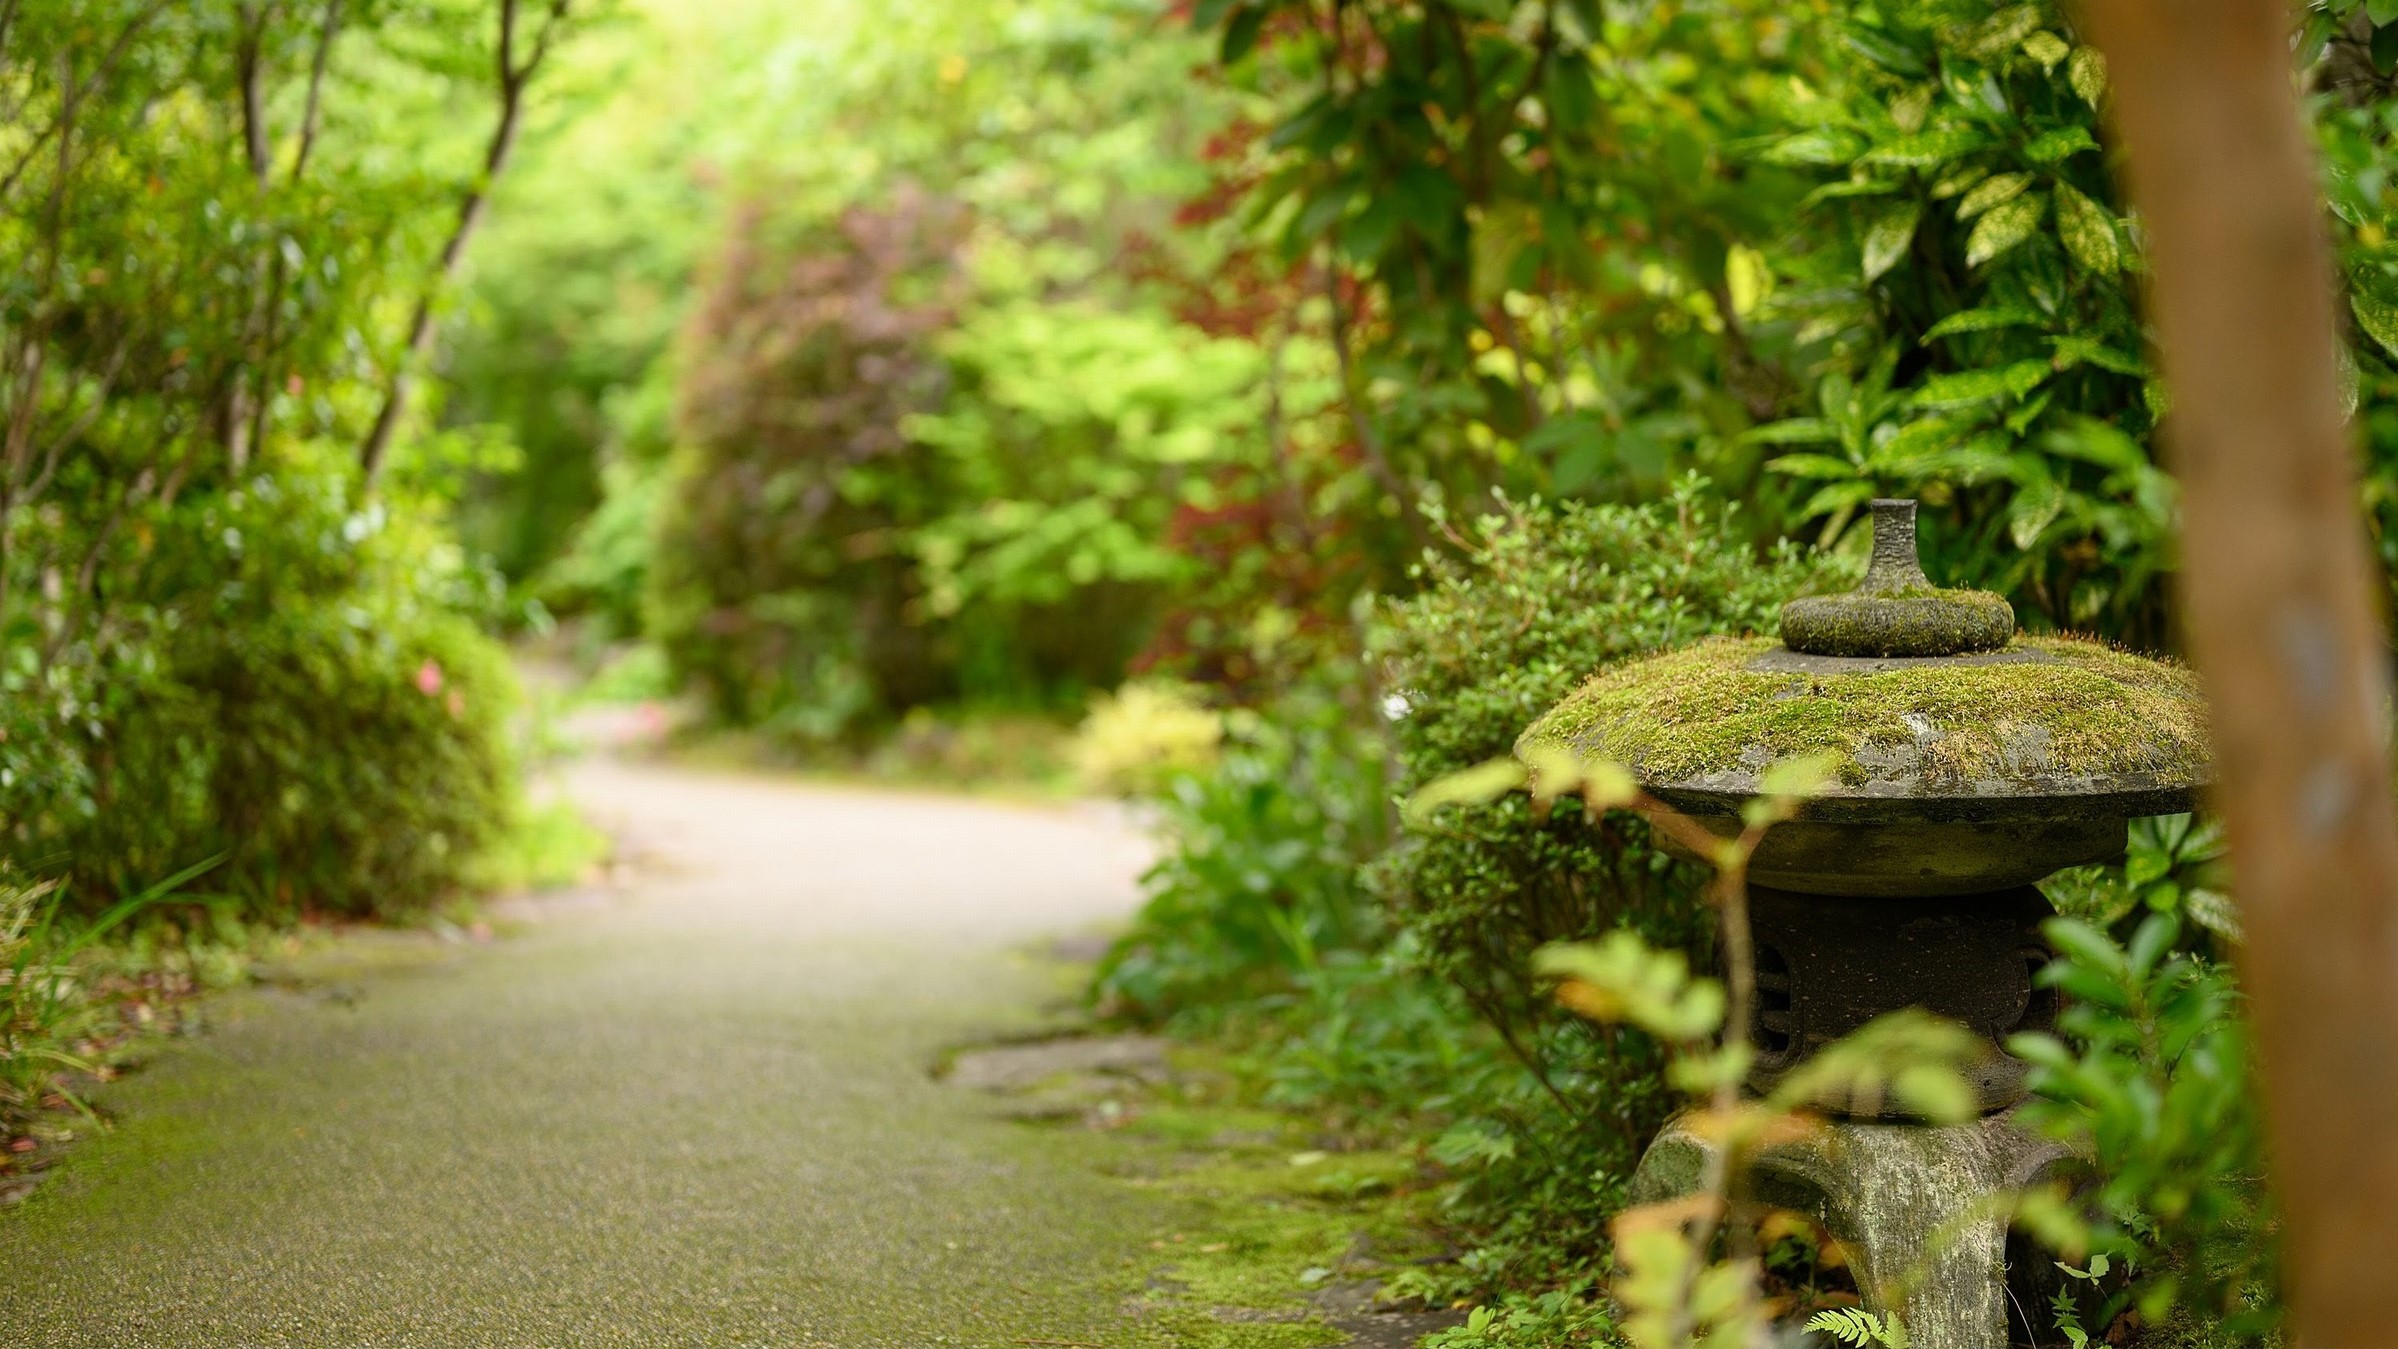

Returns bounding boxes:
[0,746,1178,1347]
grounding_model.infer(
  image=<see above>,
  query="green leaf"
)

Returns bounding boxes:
[1723,241,1772,316]
[2044,417,2148,474]
[1844,26,1929,77]
[1221,4,1266,63]
[1922,305,2042,341]
[2375,0,2398,23]
[1889,84,1934,133]
[1764,129,1865,166]
[1957,171,2035,220]
[2049,334,2142,375]
[1339,193,1401,263]
[1762,452,1861,479]
[1266,93,1335,152]
[2187,887,2244,941]
[1861,128,1987,168]
[2302,11,2339,68]
[2044,917,2131,984]
[1966,193,2046,266]
[2003,390,2053,435]
[1799,478,1877,519]
[1403,757,1527,825]
[1560,0,1606,37]
[1805,1305,1910,1348]
[1884,434,2016,483]
[2025,125,2101,165]
[2009,473,2067,549]
[1756,749,1844,803]
[1930,164,1989,200]
[2068,47,2107,107]
[1878,414,1969,461]
[2023,31,2070,69]
[1804,177,1901,209]
[1862,201,1921,282]
[1518,741,1637,809]
[2353,291,2398,358]
[1743,418,1841,446]
[1963,4,2045,61]
[1912,359,2051,409]
[1535,933,1725,1042]
[1544,54,1600,133]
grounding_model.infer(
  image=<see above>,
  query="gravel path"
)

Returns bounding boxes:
[0,755,1173,1348]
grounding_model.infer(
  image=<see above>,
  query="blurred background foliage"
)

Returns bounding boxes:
[12,0,2393,1339]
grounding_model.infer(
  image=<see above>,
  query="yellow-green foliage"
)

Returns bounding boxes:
[1073,680,1226,797]
[1521,636,2209,789]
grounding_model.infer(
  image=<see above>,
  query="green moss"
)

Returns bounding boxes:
[1101,1104,1449,1344]
[1519,635,2209,789]
[1780,587,2014,658]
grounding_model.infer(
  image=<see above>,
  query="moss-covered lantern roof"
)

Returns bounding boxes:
[1516,501,2212,824]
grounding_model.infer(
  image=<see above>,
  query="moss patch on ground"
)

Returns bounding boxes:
[1519,635,2209,790]
[971,1042,1466,1348]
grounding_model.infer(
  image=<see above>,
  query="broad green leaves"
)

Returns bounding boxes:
[2055,183,2122,274]
[1958,171,2034,219]
[2354,291,2398,359]
[2010,469,2067,549]
[1861,202,1920,281]
[1912,360,2050,409]
[1966,192,2046,266]
[2068,47,2107,106]
[1923,305,2042,340]
[2024,125,2100,165]
[2022,30,2070,70]
[1862,128,1987,168]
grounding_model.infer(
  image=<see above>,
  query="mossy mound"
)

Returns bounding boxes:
[1518,635,2210,797]
[1780,586,2014,657]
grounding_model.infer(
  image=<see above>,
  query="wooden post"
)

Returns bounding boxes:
[2080,0,2398,1339]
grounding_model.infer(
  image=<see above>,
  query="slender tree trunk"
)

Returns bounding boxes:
[224,1,277,472]
[359,0,560,483]
[357,94,522,482]
[2082,1,2398,1339]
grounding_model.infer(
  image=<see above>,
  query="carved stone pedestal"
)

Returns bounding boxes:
[1628,1111,2078,1349]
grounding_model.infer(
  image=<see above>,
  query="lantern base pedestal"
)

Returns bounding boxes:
[1628,1111,2078,1349]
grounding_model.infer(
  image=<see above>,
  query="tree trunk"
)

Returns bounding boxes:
[359,0,554,483]
[2081,1,2398,1339]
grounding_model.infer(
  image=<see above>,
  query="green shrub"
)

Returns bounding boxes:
[1372,483,1844,1053]
[648,194,966,737]
[1364,483,1847,1266]
[1093,684,1390,1023]
[2012,914,2278,1343]
[19,444,520,920]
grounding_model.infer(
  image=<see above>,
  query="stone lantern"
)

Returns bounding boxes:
[1515,499,2212,1347]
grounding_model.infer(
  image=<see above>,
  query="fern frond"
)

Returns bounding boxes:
[1805,1307,1909,1348]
